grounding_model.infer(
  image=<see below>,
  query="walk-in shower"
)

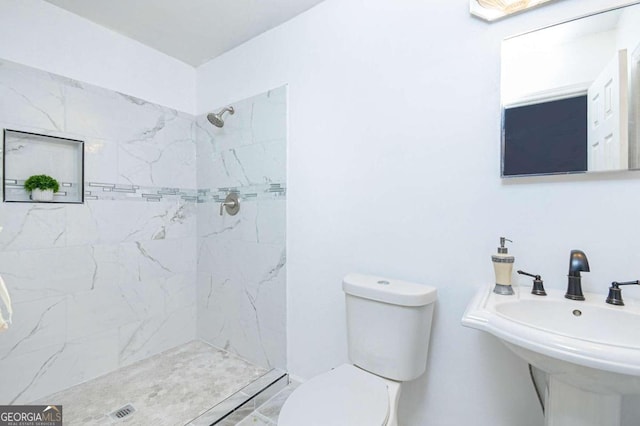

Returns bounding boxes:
[207,106,235,127]
[0,56,288,426]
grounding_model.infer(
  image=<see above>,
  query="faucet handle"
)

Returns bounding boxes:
[517,270,547,296]
[606,280,640,306]
[219,193,240,216]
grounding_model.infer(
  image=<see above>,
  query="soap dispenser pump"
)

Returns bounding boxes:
[492,237,515,295]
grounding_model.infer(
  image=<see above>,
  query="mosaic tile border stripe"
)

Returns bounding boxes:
[4,180,287,203]
[85,182,198,202]
[198,183,286,204]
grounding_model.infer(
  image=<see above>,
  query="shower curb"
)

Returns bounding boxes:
[187,369,289,426]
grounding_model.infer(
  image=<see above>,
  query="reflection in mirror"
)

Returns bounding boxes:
[501,2,640,177]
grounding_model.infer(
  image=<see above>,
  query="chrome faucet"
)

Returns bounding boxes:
[566,250,590,300]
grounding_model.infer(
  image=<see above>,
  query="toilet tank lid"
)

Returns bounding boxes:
[342,273,437,307]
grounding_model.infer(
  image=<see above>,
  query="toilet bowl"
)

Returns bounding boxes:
[279,273,437,426]
[279,364,401,426]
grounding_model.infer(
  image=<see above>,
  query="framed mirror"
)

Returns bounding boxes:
[501,2,640,177]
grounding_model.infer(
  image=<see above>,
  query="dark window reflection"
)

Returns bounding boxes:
[503,95,587,176]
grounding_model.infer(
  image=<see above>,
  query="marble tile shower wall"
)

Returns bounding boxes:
[196,87,287,371]
[0,59,197,404]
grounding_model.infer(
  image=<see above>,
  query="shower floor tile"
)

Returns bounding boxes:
[31,340,268,426]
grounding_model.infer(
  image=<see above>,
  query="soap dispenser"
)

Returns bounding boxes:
[492,237,515,295]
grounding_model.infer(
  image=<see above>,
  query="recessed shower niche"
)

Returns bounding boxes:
[3,129,84,203]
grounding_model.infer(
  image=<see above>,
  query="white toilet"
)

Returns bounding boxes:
[279,273,437,426]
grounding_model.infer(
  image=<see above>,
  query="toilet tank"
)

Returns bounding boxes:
[343,273,437,382]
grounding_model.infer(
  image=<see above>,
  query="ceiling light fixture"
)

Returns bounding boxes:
[471,0,556,21]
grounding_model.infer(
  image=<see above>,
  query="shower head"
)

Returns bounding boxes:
[207,106,235,128]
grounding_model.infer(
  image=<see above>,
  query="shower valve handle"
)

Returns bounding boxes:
[219,201,234,215]
[219,193,240,216]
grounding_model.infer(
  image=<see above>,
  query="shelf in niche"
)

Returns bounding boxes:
[3,129,84,204]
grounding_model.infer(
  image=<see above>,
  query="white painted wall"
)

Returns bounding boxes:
[197,0,640,425]
[503,2,640,105]
[616,4,640,56]
[502,30,616,104]
[0,0,195,114]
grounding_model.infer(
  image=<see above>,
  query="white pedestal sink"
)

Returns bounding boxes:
[462,284,640,426]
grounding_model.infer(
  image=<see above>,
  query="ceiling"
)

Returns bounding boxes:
[44,0,326,67]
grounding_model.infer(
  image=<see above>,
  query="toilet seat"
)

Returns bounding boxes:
[278,364,390,426]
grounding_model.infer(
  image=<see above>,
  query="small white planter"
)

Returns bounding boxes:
[31,188,54,202]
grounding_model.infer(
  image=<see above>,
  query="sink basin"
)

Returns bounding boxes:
[495,299,640,350]
[462,284,640,426]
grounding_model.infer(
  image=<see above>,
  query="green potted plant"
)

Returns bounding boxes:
[24,174,59,202]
